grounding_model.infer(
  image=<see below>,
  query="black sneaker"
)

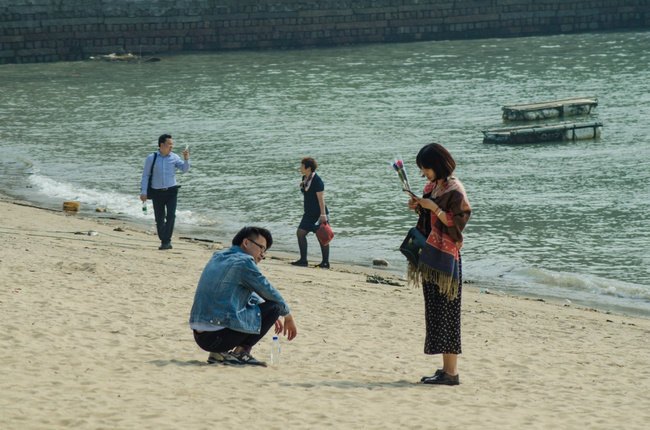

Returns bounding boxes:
[230,351,267,367]
[159,243,173,250]
[207,351,242,365]
[315,262,330,269]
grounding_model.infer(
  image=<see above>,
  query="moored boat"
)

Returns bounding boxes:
[482,121,602,144]
[502,97,598,121]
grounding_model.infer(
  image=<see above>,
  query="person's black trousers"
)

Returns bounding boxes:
[193,301,282,353]
[152,187,178,245]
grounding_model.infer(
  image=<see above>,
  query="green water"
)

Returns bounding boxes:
[1,30,649,314]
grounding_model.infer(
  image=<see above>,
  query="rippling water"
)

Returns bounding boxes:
[1,30,649,315]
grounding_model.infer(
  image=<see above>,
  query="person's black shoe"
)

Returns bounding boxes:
[159,243,173,250]
[290,260,308,267]
[420,368,445,382]
[315,262,330,269]
[421,371,459,385]
[206,351,242,365]
[230,351,267,367]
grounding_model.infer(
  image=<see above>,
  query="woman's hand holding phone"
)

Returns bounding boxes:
[406,190,419,210]
[404,189,417,198]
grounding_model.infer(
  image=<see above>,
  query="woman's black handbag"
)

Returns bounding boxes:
[399,227,427,266]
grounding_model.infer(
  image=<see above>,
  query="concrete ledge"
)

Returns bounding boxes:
[0,0,648,64]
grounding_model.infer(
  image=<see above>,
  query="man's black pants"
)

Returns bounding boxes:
[193,301,282,353]
[151,187,178,245]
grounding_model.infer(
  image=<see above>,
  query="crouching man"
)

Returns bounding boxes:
[189,226,298,366]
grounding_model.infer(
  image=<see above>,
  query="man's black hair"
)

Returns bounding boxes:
[158,134,173,146]
[232,226,273,250]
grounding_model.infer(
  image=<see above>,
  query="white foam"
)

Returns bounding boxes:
[464,257,650,312]
[509,267,650,301]
[27,174,212,225]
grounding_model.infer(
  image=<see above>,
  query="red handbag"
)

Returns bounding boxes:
[316,222,334,246]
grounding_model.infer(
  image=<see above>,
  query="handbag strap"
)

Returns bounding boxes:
[147,152,158,188]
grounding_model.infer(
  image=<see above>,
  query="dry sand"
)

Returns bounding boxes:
[1,198,649,429]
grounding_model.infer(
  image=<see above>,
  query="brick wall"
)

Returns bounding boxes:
[1,0,649,64]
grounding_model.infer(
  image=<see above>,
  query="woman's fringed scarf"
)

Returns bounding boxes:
[407,177,471,300]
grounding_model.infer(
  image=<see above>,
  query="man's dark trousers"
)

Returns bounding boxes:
[152,187,178,245]
[193,302,282,353]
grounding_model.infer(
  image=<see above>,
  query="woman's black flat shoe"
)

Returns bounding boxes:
[420,368,445,382]
[315,262,330,269]
[290,260,308,267]
[421,372,459,385]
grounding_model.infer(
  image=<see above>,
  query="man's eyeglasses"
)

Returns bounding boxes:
[247,238,267,254]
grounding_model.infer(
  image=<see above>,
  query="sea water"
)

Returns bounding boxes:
[1,30,649,315]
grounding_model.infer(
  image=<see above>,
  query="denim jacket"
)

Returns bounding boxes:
[189,246,290,334]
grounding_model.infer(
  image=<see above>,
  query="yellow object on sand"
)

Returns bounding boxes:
[62,201,80,212]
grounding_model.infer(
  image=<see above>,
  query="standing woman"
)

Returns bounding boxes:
[291,157,330,269]
[407,143,471,385]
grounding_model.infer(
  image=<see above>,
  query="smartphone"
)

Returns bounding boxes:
[404,189,418,198]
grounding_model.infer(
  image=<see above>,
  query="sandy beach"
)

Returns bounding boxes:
[1,197,649,430]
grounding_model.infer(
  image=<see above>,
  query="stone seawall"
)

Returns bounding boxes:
[1,0,649,64]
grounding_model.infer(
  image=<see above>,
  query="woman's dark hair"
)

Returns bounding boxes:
[301,157,318,171]
[416,143,456,179]
[158,133,172,146]
[232,226,273,250]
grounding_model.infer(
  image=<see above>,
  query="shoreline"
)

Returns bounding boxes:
[3,193,647,319]
[2,194,646,322]
[2,196,650,429]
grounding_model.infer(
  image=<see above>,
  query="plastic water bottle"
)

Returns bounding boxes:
[270,336,281,366]
[141,201,147,214]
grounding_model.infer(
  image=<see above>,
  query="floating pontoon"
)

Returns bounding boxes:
[482,121,602,144]
[502,97,598,121]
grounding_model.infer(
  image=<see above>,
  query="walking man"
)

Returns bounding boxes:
[140,134,190,250]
